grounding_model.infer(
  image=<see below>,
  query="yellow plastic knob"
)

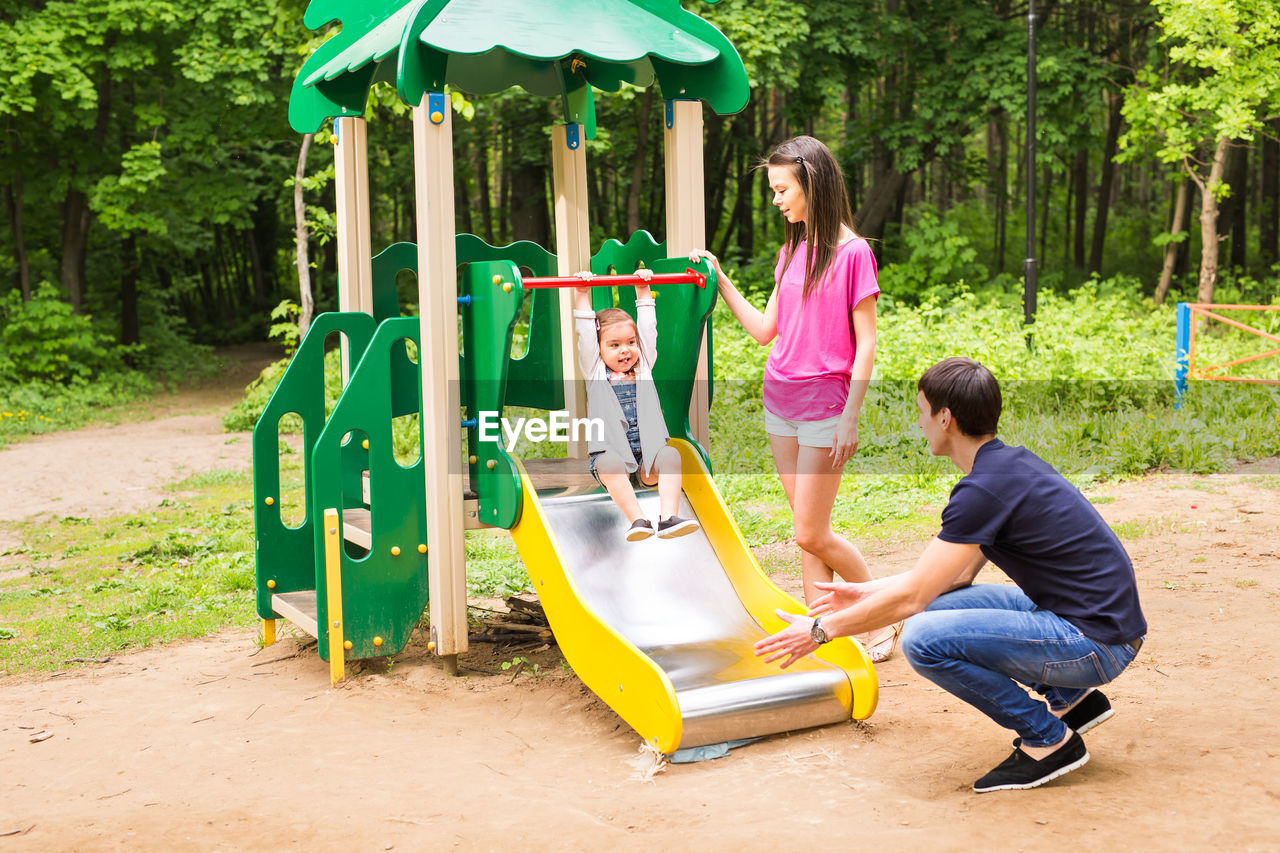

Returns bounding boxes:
[373,636,383,647]
[266,579,276,589]
[362,439,369,450]
[492,274,502,285]
[391,546,401,556]
[502,283,512,293]
[430,111,443,124]
[486,459,496,469]
[469,455,477,464]
[418,544,427,554]
[427,641,436,652]
[264,496,274,506]
[343,640,352,650]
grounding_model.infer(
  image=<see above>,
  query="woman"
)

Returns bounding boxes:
[691,135,900,661]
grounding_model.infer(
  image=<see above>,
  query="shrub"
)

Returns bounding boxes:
[0,284,130,384]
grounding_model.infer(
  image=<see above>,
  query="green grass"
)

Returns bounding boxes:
[0,470,259,677]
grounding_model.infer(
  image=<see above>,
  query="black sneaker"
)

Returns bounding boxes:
[657,515,699,539]
[972,731,1090,793]
[625,519,655,542]
[1060,690,1113,735]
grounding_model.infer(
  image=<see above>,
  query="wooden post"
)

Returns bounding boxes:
[552,123,591,459]
[333,116,375,378]
[663,100,710,446]
[413,94,467,668]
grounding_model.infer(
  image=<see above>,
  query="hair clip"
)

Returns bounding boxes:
[594,318,601,331]
[795,155,806,166]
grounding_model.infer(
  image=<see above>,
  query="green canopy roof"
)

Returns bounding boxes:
[289,0,750,134]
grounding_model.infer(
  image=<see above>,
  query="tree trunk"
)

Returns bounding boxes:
[1088,90,1123,274]
[509,162,549,247]
[988,117,1009,274]
[1072,149,1088,270]
[626,88,653,236]
[1227,141,1247,270]
[456,145,474,236]
[1260,118,1279,270]
[246,226,266,309]
[1155,176,1190,305]
[1194,138,1231,305]
[60,187,90,311]
[4,172,31,301]
[477,133,494,244]
[60,71,112,312]
[120,232,139,347]
[294,133,315,337]
[853,164,908,242]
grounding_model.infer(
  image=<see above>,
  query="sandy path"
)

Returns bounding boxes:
[1,360,1278,849]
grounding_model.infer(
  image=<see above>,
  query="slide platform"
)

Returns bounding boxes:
[509,440,877,753]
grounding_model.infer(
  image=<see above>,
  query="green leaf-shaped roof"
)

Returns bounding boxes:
[289,0,749,133]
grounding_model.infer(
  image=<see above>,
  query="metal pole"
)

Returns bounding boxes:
[1024,0,1038,349]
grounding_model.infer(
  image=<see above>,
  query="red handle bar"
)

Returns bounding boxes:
[520,268,707,289]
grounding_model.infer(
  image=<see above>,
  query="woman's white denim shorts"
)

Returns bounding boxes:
[763,408,842,448]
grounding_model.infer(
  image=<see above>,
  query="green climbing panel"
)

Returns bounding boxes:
[311,317,428,661]
[253,312,376,620]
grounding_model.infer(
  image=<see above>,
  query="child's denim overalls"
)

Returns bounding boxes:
[588,380,644,486]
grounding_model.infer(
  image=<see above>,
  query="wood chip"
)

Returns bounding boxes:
[29,731,53,743]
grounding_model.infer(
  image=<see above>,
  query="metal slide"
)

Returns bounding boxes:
[509,440,877,753]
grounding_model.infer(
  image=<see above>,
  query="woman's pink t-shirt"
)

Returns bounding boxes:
[763,237,879,421]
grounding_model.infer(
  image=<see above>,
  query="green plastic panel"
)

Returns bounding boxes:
[290,0,749,133]
[461,261,526,529]
[253,312,377,620]
[456,233,563,410]
[311,317,429,660]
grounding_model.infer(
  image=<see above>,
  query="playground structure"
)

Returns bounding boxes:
[252,0,877,754]
[1175,302,1280,406]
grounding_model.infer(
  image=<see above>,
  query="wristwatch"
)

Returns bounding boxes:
[810,616,831,645]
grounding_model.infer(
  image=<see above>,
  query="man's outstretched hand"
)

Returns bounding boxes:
[753,609,819,669]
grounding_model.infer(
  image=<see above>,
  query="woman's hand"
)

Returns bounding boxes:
[688,249,724,289]
[829,414,859,468]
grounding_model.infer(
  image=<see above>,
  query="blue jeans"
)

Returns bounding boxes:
[901,584,1142,748]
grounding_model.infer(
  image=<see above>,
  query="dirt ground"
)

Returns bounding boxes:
[2,353,1278,851]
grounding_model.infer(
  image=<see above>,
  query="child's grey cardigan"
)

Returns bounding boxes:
[574,297,670,477]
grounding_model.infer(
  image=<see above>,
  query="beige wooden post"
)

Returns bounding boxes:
[333,116,375,378]
[663,100,710,446]
[412,95,466,672]
[552,123,591,459]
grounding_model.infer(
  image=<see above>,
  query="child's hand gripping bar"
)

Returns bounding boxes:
[520,268,707,289]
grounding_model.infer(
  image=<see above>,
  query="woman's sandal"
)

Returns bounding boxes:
[866,621,903,663]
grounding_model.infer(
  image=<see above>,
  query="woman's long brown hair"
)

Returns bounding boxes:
[764,136,858,302]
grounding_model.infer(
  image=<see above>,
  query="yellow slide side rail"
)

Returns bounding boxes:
[671,439,879,720]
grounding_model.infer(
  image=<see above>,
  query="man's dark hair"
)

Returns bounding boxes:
[917,357,1002,437]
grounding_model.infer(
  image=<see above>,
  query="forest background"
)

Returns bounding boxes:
[1,0,1279,437]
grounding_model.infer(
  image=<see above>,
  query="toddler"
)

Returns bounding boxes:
[573,271,698,542]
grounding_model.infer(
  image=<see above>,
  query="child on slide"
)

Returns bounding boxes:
[573,270,698,542]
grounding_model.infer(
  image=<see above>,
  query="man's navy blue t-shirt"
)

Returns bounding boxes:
[938,439,1147,645]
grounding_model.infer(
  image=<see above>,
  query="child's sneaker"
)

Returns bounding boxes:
[657,516,699,539]
[625,519,655,542]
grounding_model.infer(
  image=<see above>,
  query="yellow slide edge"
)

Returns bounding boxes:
[508,458,684,752]
[671,439,879,720]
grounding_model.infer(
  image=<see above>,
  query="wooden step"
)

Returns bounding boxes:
[271,591,318,638]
